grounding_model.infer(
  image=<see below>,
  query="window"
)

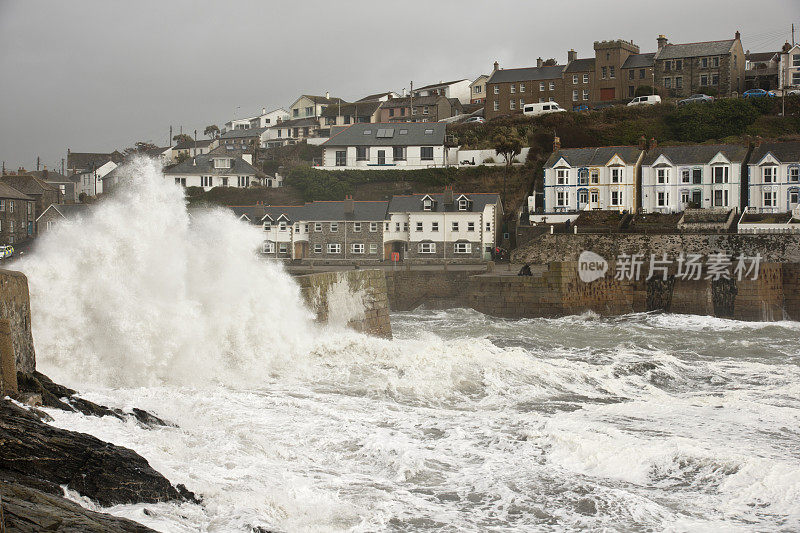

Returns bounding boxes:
[681,190,690,205]
[353,222,361,232]
[330,222,338,232]
[657,168,669,184]
[664,77,672,88]
[304,224,310,232]
[403,222,408,231]
[393,146,405,161]
[764,190,777,207]
[639,69,645,79]
[591,169,599,184]
[369,243,378,254]
[493,101,499,111]
[335,151,346,166]
[700,74,708,86]
[263,220,272,230]
[591,190,599,203]
[713,189,728,207]
[681,169,691,183]
[789,167,799,182]
[549,81,555,91]
[0,200,5,212]
[421,147,434,161]
[452,221,459,231]
[611,168,622,183]
[583,73,589,83]
[279,243,288,254]
[609,66,615,79]
[701,57,708,68]
[431,222,439,232]
[763,167,776,183]
[305,106,313,116]
[9,201,13,213]
[221,177,228,186]
[416,221,423,231]
[213,158,230,169]
[370,222,378,232]
[485,221,491,232]
[573,90,578,101]
[314,244,322,253]
[556,190,567,206]
[200,175,212,187]
[356,147,369,161]
[454,242,471,254]
[711,73,719,86]
[791,189,799,204]
[578,169,589,185]
[713,166,728,183]
[556,168,568,185]
[583,90,589,101]
[693,168,702,184]
[539,82,545,91]
[628,70,635,80]
[327,243,341,254]
[510,100,516,110]
[657,191,668,207]
[675,59,683,70]
[794,72,800,86]
[458,198,469,211]
[262,241,275,254]
[423,106,429,115]
[423,197,433,211]
[675,76,682,89]
[793,54,800,68]
[610,190,621,206]
[520,83,525,92]
[573,74,579,84]
[418,242,436,254]
[473,86,481,94]
[237,176,250,187]
[314,222,322,232]
[492,86,498,94]
[351,243,364,254]
[388,108,395,117]
[601,66,607,79]
[665,61,672,72]
[519,98,524,107]
[293,108,299,117]
[713,57,719,68]
[510,84,515,93]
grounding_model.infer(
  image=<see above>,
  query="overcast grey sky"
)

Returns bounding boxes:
[1,0,798,171]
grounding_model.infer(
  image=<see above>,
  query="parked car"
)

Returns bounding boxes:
[786,89,800,96]
[678,94,715,105]
[0,245,14,259]
[743,89,776,98]
[627,95,662,106]
[572,104,590,112]
[464,116,485,124]
[522,102,566,116]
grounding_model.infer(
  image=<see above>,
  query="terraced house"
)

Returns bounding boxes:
[747,141,800,214]
[640,144,748,213]
[539,145,643,223]
[484,60,565,119]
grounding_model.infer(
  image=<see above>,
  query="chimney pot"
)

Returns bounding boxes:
[325,91,330,99]
[735,30,741,41]
[657,35,668,50]
[493,60,499,71]
[537,57,543,68]
[262,107,266,114]
[553,136,561,151]
[649,137,657,150]
[567,49,577,63]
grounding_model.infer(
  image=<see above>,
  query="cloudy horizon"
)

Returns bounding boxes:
[0,0,797,171]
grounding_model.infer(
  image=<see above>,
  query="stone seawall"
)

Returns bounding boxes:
[0,269,36,373]
[513,233,800,265]
[384,270,475,311]
[295,269,392,337]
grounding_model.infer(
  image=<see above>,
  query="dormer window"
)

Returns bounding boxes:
[458,198,469,211]
[214,158,231,169]
[263,221,271,230]
[423,198,433,211]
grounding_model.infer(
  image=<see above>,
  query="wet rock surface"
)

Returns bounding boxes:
[1,481,157,532]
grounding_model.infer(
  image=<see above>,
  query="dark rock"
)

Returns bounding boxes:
[1,481,156,532]
[15,371,174,428]
[575,497,597,516]
[0,399,195,507]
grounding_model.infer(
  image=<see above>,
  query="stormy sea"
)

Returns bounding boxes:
[13,159,800,532]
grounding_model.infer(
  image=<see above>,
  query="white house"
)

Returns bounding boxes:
[779,43,800,90]
[288,93,346,120]
[640,144,748,213]
[76,160,117,197]
[219,128,270,150]
[165,154,260,191]
[224,107,290,132]
[172,139,218,160]
[747,141,800,213]
[356,91,400,102]
[320,122,454,170]
[539,145,643,223]
[412,79,472,104]
[385,190,501,261]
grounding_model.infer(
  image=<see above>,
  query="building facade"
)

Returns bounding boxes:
[165,154,260,191]
[411,79,471,104]
[469,75,489,104]
[747,141,800,213]
[484,62,566,120]
[779,43,800,91]
[0,182,35,244]
[377,96,462,123]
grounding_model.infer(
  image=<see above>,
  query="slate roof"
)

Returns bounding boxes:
[387,193,500,214]
[750,141,800,164]
[269,117,319,129]
[165,154,259,176]
[0,182,34,201]
[37,203,90,221]
[746,51,779,62]
[0,175,59,195]
[642,144,749,166]
[381,96,445,109]
[322,123,446,147]
[487,65,565,84]
[656,40,735,60]
[564,58,595,73]
[144,146,171,157]
[414,79,469,91]
[320,101,382,117]
[67,151,123,171]
[298,95,347,105]
[545,146,643,168]
[28,170,76,183]
[231,201,389,222]
[220,127,267,140]
[621,53,656,69]
[173,139,215,150]
[357,91,397,102]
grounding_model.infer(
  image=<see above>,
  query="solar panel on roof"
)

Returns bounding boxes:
[399,129,408,135]
[376,128,395,138]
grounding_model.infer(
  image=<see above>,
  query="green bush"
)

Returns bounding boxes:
[663,98,760,142]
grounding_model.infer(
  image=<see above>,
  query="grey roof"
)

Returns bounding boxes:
[0,175,59,195]
[545,146,643,168]
[144,146,171,157]
[642,144,748,166]
[414,79,469,91]
[67,151,123,171]
[320,101,382,117]
[357,91,396,102]
[487,65,565,84]
[0,181,34,201]
[750,141,800,165]
[269,117,319,129]
[165,154,259,176]
[656,39,735,60]
[381,96,444,109]
[173,139,214,150]
[387,193,500,214]
[220,128,267,140]
[621,53,656,69]
[322,122,446,147]
[231,201,389,223]
[298,95,347,105]
[746,51,779,62]
[564,58,595,73]
[38,204,90,221]
[28,170,75,183]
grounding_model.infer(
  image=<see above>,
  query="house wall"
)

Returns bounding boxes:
[563,68,595,107]
[469,76,489,103]
[307,221,385,261]
[0,199,35,244]
[620,65,657,99]
[485,76,565,119]
[654,42,745,98]
[747,158,800,212]
[593,40,640,102]
[641,159,742,212]
[168,173,254,191]
[543,161,638,213]
[779,45,800,89]
[321,145,448,169]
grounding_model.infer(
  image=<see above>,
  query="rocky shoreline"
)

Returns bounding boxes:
[1,372,197,532]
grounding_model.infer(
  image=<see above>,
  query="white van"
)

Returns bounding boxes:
[522,102,566,116]
[627,95,662,106]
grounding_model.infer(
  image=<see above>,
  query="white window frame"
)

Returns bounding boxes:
[418,242,436,254]
[454,242,471,254]
[327,243,341,254]
[351,243,364,254]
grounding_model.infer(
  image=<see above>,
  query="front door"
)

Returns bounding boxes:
[577,189,588,210]
[691,189,702,207]
[377,150,386,165]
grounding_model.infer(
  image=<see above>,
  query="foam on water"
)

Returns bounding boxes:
[12,160,800,531]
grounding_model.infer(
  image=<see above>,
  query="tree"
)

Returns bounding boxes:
[493,127,524,207]
[542,58,557,66]
[173,133,193,145]
[635,85,656,97]
[175,152,190,164]
[123,141,159,157]
[204,125,220,139]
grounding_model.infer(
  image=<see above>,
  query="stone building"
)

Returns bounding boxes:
[35,204,90,236]
[484,60,566,119]
[377,96,462,123]
[653,32,746,98]
[0,174,63,227]
[593,40,642,103]
[0,182,35,244]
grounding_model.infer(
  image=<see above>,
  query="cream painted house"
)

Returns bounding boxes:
[747,141,800,213]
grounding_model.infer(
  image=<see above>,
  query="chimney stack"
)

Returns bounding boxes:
[638,135,647,151]
[262,107,266,115]
[325,91,330,99]
[649,137,657,150]
[783,41,792,53]
[344,195,354,215]
[443,186,453,205]
[402,87,407,97]
[537,57,543,68]
[754,136,763,148]
[567,49,577,63]
[493,60,499,72]
[553,136,561,151]
[735,30,741,41]
[657,35,668,50]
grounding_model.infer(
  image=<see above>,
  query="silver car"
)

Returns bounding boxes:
[678,94,714,105]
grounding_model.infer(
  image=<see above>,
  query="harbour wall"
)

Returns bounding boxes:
[0,269,36,374]
[295,269,392,337]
